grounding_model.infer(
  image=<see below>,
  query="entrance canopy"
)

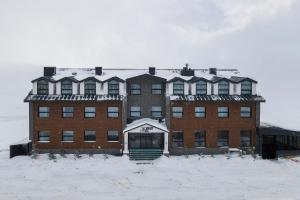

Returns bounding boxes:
[123,118,169,134]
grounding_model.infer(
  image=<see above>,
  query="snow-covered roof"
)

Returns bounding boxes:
[24,94,124,102]
[170,95,265,102]
[261,122,300,132]
[33,67,255,83]
[123,118,169,133]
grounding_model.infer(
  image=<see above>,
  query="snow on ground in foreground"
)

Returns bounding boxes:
[0,152,300,200]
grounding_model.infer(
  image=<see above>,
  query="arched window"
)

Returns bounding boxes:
[196,80,207,95]
[61,80,73,95]
[37,80,49,95]
[241,80,252,95]
[84,80,96,95]
[218,80,229,95]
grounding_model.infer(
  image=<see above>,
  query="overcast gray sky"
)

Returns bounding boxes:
[0,0,299,129]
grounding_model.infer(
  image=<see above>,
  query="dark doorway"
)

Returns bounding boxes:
[129,133,163,149]
[262,136,277,159]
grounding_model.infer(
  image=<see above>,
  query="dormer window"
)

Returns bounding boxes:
[61,80,73,95]
[37,80,49,95]
[241,80,252,95]
[173,80,184,95]
[84,80,96,95]
[196,80,207,95]
[108,80,119,95]
[218,80,229,95]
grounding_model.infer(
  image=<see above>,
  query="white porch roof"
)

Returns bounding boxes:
[123,118,169,133]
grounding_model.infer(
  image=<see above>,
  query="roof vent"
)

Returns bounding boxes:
[95,67,102,75]
[209,68,217,75]
[44,67,56,77]
[149,67,155,75]
[72,72,77,76]
[180,64,194,76]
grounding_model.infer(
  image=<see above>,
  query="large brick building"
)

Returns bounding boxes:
[24,66,265,158]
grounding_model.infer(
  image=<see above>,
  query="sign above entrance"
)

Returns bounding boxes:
[128,124,164,133]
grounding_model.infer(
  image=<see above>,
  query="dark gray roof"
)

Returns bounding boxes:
[229,76,258,83]
[24,94,124,102]
[170,95,265,102]
[260,123,300,136]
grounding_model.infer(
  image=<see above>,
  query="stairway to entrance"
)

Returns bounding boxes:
[129,149,163,160]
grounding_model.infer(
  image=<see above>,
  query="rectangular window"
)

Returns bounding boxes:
[130,84,141,95]
[61,80,73,95]
[62,107,74,118]
[172,107,183,118]
[108,80,119,95]
[130,106,141,117]
[241,81,252,95]
[240,130,252,147]
[62,131,74,142]
[107,107,119,118]
[195,107,205,118]
[37,80,49,95]
[218,130,229,147]
[84,80,96,95]
[38,131,50,142]
[240,106,251,118]
[151,106,162,118]
[107,130,119,141]
[152,84,162,94]
[172,131,184,148]
[194,131,206,147]
[218,80,229,95]
[173,80,184,95]
[39,107,50,118]
[84,107,96,118]
[218,107,229,118]
[84,130,96,142]
[196,81,207,95]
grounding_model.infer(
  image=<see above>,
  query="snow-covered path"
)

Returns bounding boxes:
[0,151,300,200]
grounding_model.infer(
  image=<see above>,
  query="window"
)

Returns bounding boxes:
[196,81,207,95]
[37,80,49,95]
[194,131,206,147]
[152,84,162,94]
[61,80,73,95]
[38,131,50,142]
[107,107,119,118]
[173,80,184,95]
[218,130,229,147]
[130,106,141,117]
[172,131,184,148]
[172,107,183,118]
[84,130,96,142]
[195,107,205,118]
[130,84,141,95]
[108,80,119,95]
[84,107,96,118]
[218,107,229,118]
[84,80,96,95]
[241,80,252,95]
[218,80,229,95]
[151,106,162,118]
[107,130,119,141]
[39,107,49,118]
[62,131,74,142]
[62,107,74,118]
[240,130,252,147]
[240,106,251,118]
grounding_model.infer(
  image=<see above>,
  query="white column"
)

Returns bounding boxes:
[163,131,169,155]
[123,132,129,154]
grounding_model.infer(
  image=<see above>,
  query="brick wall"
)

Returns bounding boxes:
[32,101,123,151]
[169,101,257,149]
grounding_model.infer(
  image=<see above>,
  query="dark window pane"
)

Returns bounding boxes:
[218,80,229,95]
[152,84,162,94]
[61,80,73,95]
[240,106,251,118]
[84,130,96,141]
[196,81,207,95]
[107,130,119,141]
[218,107,229,118]
[108,107,119,118]
[39,107,49,118]
[130,106,141,117]
[195,107,205,118]
[39,131,50,142]
[85,107,96,118]
[194,131,206,147]
[84,80,96,95]
[173,81,184,95]
[172,107,183,118]
[62,107,74,118]
[218,130,229,147]
[130,84,141,95]
[240,130,252,147]
[62,131,74,142]
[37,80,49,95]
[172,132,184,148]
[151,106,162,118]
[241,81,252,95]
[108,80,119,95]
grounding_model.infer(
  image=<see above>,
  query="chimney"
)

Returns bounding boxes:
[149,67,155,75]
[209,68,217,75]
[95,67,102,75]
[180,64,194,76]
[44,67,56,77]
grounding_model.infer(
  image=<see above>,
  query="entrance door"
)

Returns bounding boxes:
[129,133,163,149]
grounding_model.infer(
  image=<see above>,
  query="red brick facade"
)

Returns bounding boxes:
[169,101,257,148]
[32,101,123,151]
